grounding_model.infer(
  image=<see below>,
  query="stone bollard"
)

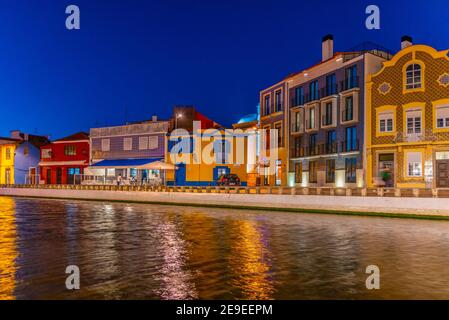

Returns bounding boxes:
[303,187,309,195]
[330,188,335,196]
[345,188,352,196]
[432,189,438,198]
[316,187,322,195]
[394,188,401,197]
[361,188,367,196]
[278,187,283,195]
[413,188,420,197]
[291,187,296,195]
[377,188,384,197]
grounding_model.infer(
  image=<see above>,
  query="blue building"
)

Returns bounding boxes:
[10,130,50,184]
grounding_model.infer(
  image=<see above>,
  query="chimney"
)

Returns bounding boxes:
[151,115,158,122]
[401,35,413,49]
[322,34,334,61]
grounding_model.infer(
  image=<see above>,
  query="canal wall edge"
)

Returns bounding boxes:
[1,188,449,219]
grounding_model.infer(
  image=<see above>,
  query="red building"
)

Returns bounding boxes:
[39,132,90,184]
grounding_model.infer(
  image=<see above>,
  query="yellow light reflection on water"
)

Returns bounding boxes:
[0,197,17,300]
[229,220,275,300]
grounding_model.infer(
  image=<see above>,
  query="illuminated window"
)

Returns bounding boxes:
[5,148,11,160]
[124,138,133,151]
[275,90,282,112]
[326,159,335,183]
[406,109,422,134]
[139,136,148,150]
[379,111,394,133]
[309,160,317,183]
[101,139,110,152]
[436,106,449,129]
[64,145,76,156]
[405,64,422,90]
[406,152,422,177]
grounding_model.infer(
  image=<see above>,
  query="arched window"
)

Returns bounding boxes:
[405,63,422,90]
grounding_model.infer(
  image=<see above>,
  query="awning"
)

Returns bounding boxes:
[90,158,163,169]
[139,160,177,170]
[39,160,88,167]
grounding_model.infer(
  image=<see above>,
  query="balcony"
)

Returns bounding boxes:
[290,96,305,108]
[304,92,320,104]
[339,76,359,92]
[341,139,359,153]
[394,129,438,143]
[319,84,338,99]
[341,108,355,123]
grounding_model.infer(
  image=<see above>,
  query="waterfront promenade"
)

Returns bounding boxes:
[1,185,449,219]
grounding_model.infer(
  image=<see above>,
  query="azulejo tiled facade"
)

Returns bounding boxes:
[367,42,449,188]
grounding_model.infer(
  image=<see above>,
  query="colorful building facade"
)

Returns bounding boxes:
[0,138,17,185]
[0,131,49,185]
[39,132,90,184]
[260,35,392,188]
[88,117,170,185]
[367,38,449,188]
[166,129,250,186]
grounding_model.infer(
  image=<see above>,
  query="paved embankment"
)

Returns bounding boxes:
[1,187,449,220]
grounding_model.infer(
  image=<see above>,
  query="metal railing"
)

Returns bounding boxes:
[2,183,448,198]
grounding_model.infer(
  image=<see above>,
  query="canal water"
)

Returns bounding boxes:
[1,196,449,300]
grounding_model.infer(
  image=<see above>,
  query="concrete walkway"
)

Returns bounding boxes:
[1,187,449,220]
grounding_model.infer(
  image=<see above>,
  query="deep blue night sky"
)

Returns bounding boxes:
[0,0,448,139]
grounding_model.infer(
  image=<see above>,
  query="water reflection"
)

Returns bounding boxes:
[1,196,449,299]
[227,219,274,299]
[0,197,17,300]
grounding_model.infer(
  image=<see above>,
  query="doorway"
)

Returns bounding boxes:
[436,160,449,188]
[56,168,62,184]
[378,153,394,187]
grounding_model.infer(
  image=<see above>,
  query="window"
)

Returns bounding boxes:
[101,139,110,152]
[214,139,228,164]
[345,65,357,89]
[307,106,316,130]
[149,136,159,149]
[42,149,52,159]
[64,145,76,156]
[309,134,318,155]
[309,161,317,183]
[405,63,422,90]
[326,74,336,96]
[294,87,304,106]
[292,110,302,132]
[309,81,319,101]
[345,126,357,152]
[343,96,354,122]
[406,152,422,177]
[264,126,270,150]
[275,160,282,186]
[274,122,282,148]
[5,148,11,160]
[436,106,449,129]
[124,137,133,151]
[406,109,422,134]
[295,162,302,183]
[345,158,357,183]
[323,102,333,126]
[263,166,269,186]
[326,130,336,153]
[275,90,282,112]
[264,95,271,116]
[217,167,227,177]
[326,159,335,183]
[293,136,302,158]
[139,136,148,150]
[379,111,394,133]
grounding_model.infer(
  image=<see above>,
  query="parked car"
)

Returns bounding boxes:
[216,174,241,186]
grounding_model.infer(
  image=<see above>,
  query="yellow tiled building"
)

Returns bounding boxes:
[0,139,16,185]
[367,40,449,188]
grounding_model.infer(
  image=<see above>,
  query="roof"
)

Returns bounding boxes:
[54,132,89,142]
[90,158,163,169]
[236,113,258,124]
